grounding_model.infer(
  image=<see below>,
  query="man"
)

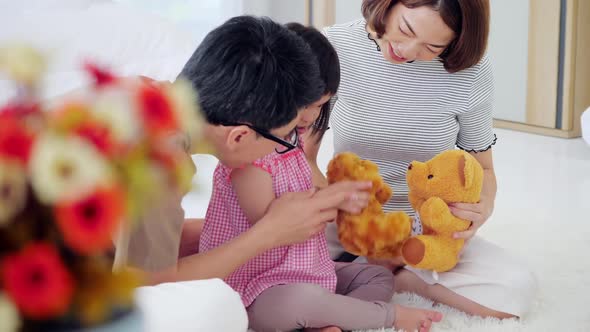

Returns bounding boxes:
[133,16,370,332]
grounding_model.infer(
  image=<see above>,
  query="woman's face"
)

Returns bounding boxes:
[372,3,456,64]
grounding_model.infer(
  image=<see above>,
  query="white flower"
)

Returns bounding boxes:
[29,133,112,204]
[0,44,45,85]
[0,160,27,225]
[165,78,203,140]
[0,294,20,332]
[92,87,141,144]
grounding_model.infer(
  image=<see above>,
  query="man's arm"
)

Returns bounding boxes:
[178,219,204,258]
[146,181,371,284]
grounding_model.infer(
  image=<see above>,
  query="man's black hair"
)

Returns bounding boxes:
[179,16,325,131]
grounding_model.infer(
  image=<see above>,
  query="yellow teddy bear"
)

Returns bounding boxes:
[327,152,412,259]
[401,150,484,272]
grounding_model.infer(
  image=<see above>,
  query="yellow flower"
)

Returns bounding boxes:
[29,133,112,204]
[0,293,20,332]
[164,79,203,144]
[0,160,27,225]
[92,88,140,144]
[0,44,45,85]
[73,259,140,326]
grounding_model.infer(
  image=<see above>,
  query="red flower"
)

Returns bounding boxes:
[83,62,117,87]
[0,114,35,165]
[54,186,125,254]
[2,243,74,319]
[0,102,40,118]
[75,122,117,157]
[137,85,179,137]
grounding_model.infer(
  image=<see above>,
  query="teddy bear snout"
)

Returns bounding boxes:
[408,163,413,170]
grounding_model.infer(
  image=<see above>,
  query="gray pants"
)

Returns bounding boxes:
[247,263,395,332]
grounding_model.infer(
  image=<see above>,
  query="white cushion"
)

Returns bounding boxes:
[135,279,248,332]
[0,1,195,103]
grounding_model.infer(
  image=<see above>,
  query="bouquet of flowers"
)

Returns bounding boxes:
[0,44,202,331]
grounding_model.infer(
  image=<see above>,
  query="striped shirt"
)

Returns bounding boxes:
[324,20,496,251]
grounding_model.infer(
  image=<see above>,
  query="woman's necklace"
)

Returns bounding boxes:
[367,32,381,51]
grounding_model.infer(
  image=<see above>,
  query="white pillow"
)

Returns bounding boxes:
[0,1,195,103]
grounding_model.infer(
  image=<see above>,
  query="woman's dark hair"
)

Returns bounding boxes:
[362,0,490,72]
[286,22,340,141]
[179,16,325,131]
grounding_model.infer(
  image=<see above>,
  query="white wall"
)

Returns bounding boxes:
[242,0,306,24]
[487,0,529,123]
[334,0,363,24]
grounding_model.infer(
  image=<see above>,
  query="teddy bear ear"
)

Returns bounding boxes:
[459,153,475,189]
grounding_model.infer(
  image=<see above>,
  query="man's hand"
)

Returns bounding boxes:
[256,181,372,248]
[313,181,371,214]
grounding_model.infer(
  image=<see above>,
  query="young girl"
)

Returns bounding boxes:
[199,23,441,332]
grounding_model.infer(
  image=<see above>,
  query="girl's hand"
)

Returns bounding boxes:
[450,196,494,241]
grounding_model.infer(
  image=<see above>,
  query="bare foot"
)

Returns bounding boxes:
[393,304,442,332]
[303,327,342,332]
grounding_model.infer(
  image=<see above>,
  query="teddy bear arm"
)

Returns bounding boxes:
[418,197,450,230]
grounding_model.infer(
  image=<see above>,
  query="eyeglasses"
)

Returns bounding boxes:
[221,122,299,154]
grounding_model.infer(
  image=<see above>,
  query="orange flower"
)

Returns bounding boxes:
[137,85,179,137]
[151,141,195,194]
[54,186,125,254]
[0,114,35,165]
[50,103,118,157]
[2,243,74,319]
[50,102,91,132]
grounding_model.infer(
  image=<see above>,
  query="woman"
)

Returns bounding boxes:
[310,0,537,319]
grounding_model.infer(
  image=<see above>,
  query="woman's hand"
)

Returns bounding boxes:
[450,195,494,240]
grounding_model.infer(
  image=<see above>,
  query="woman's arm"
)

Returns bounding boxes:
[451,149,497,239]
[471,149,497,207]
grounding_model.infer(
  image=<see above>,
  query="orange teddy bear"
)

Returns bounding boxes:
[327,152,412,259]
[401,150,484,272]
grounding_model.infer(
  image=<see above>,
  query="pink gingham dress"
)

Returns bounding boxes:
[199,147,337,307]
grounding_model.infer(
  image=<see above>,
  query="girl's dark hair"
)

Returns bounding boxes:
[362,0,490,73]
[286,22,340,141]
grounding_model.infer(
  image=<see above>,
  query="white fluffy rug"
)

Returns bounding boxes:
[359,213,590,332]
[353,215,590,332]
